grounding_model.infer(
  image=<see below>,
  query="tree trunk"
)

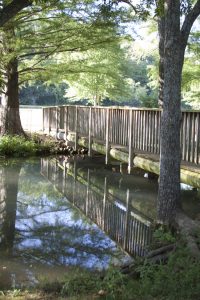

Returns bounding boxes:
[157,0,185,224]
[158,16,165,108]
[1,57,25,136]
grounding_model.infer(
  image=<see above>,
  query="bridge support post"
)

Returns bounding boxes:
[105,108,110,165]
[48,107,51,134]
[74,106,78,150]
[64,106,68,140]
[42,108,45,132]
[128,109,133,174]
[88,107,92,156]
[56,106,60,135]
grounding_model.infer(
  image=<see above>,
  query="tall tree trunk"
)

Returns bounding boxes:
[157,0,185,224]
[1,57,25,135]
[158,16,165,108]
[0,7,25,136]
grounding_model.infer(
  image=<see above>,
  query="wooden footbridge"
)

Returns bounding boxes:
[42,105,200,187]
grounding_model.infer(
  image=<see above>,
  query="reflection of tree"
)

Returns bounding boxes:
[15,219,117,268]
[13,160,120,269]
[0,162,22,255]
[0,159,126,289]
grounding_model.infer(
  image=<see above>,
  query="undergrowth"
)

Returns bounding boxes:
[37,245,200,300]
[0,135,54,157]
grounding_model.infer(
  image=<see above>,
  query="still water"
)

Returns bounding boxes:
[0,155,199,289]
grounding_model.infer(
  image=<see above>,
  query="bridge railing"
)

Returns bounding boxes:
[43,105,199,164]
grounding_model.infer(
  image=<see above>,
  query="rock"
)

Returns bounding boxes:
[98,290,107,296]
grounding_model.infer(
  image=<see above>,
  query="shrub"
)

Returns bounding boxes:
[0,135,53,157]
[0,135,37,157]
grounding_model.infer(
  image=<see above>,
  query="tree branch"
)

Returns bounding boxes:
[0,0,33,27]
[181,0,200,47]
[18,67,46,74]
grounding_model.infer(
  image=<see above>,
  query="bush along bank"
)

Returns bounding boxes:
[0,134,88,157]
[5,228,198,300]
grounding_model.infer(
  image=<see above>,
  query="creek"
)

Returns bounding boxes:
[0,155,199,289]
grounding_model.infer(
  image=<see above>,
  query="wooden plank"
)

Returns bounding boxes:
[196,113,200,164]
[64,106,68,139]
[74,106,78,150]
[42,108,45,132]
[105,108,110,164]
[56,107,59,133]
[191,112,195,163]
[88,107,92,157]
[48,107,51,134]
[128,109,133,174]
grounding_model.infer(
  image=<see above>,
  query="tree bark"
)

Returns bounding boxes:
[1,57,25,136]
[157,0,200,225]
[157,0,184,224]
[158,16,165,108]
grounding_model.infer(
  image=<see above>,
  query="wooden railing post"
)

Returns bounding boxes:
[42,108,45,132]
[105,108,110,165]
[64,106,68,141]
[48,107,51,134]
[75,106,78,150]
[128,109,133,174]
[56,106,60,135]
[88,107,92,156]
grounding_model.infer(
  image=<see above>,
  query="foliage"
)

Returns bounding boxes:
[19,81,69,105]
[136,246,200,300]
[37,244,200,300]
[0,0,138,129]
[0,135,54,157]
[152,226,176,245]
[181,27,200,110]
[0,135,37,157]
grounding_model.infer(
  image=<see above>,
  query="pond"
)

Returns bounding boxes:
[0,155,200,289]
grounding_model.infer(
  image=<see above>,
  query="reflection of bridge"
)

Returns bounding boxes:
[41,158,153,257]
[42,105,200,188]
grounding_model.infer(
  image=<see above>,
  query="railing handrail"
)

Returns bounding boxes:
[41,104,200,113]
[26,105,200,166]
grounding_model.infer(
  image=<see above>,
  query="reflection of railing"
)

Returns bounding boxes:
[42,105,200,164]
[41,158,153,257]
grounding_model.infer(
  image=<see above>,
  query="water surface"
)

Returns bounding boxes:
[0,156,199,289]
